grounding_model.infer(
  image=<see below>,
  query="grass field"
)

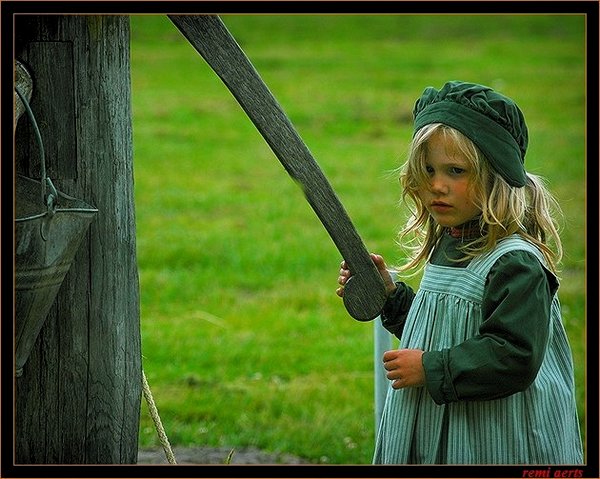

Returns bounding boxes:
[131,14,587,464]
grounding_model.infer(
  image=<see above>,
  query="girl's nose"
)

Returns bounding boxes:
[429,175,448,194]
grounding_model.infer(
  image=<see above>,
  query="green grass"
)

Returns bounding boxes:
[131,14,587,464]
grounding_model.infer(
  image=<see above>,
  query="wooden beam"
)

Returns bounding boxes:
[169,14,387,321]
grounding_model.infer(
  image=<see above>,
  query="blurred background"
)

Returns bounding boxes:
[131,14,586,464]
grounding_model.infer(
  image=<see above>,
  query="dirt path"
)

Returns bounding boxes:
[137,446,311,465]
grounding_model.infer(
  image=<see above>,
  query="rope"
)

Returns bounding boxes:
[141,369,177,464]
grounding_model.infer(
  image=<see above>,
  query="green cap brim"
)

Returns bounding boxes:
[414,100,527,187]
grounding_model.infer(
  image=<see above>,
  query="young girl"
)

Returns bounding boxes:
[336,81,584,464]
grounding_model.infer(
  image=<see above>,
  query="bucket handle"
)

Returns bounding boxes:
[15,86,58,219]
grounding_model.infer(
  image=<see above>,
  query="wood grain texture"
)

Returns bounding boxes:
[14,15,141,464]
[169,14,387,321]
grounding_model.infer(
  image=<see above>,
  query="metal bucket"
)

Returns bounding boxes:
[14,75,98,377]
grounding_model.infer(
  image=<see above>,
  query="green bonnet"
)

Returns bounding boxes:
[413,80,528,187]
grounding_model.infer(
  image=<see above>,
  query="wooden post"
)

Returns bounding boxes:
[14,15,141,464]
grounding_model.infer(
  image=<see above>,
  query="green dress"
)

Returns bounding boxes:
[373,234,583,464]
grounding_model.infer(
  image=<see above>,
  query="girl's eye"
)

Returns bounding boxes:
[450,167,466,175]
[425,165,434,175]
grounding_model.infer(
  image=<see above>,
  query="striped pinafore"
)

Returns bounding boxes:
[373,236,583,464]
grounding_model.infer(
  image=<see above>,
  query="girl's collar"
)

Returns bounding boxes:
[447,219,483,239]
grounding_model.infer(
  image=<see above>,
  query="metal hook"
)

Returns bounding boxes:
[15,82,52,215]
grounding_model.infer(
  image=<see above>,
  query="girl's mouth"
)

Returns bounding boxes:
[431,201,452,212]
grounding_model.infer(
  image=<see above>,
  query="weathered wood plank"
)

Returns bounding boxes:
[169,14,387,321]
[16,41,76,180]
[14,15,141,464]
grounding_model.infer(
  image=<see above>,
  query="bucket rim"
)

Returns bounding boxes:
[16,207,99,223]
[16,174,99,222]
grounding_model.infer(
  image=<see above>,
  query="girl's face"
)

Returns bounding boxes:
[418,130,482,227]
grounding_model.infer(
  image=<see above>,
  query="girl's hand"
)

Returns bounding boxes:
[336,253,397,298]
[383,349,426,389]
[335,259,352,297]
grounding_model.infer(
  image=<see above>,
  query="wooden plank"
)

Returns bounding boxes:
[14,15,141,464]
[16,41,77,180]
[169,14,387,321]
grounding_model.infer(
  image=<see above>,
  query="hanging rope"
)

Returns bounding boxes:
[141,369,177,464]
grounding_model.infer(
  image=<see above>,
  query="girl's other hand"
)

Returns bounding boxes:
[383,349,426,389]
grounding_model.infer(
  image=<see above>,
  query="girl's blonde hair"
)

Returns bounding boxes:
[397,123,563,274]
